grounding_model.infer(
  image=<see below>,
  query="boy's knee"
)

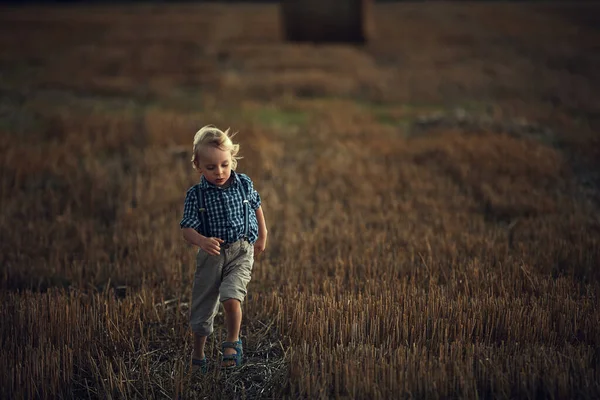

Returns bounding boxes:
[222,298,241,313]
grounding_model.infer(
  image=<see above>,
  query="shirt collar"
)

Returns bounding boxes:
[199,170,238,190]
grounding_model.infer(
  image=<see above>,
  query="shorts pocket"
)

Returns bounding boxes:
[195,249,209,268]
[244,240,254,255]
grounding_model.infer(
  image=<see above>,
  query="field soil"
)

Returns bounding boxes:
[1,2,599,399]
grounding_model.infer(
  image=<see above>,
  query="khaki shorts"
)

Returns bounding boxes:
[190,239,254,336]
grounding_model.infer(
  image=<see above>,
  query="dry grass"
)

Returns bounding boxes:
[1,2,599,399]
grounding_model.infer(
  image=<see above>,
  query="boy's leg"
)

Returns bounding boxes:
[220,240,254,367]
[223,299,242,342]
[192,299,219,360]
[190,250,223,362]
[222,299,242,366]
[193,333,207,360]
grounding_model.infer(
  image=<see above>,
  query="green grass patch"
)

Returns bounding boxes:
[245,107,309,129]
[356,99,494,131]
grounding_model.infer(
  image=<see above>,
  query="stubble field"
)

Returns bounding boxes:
[1,2,599,399]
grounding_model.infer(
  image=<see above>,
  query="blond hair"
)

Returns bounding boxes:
[191,125,241,171]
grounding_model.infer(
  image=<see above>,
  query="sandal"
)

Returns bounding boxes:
[221,339,243,368]
[191,357,208,374]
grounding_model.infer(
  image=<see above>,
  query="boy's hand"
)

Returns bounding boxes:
[254,235,267,259]
[200,237,224,256]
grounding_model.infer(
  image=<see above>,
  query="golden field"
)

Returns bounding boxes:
[0,2,599,399]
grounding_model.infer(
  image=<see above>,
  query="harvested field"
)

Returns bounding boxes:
[1,1,599,399]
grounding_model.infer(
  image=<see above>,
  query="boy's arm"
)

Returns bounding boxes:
[180,187,223,256]
[254,206,268,254]
[182,227,205,247]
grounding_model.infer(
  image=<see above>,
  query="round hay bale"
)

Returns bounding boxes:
[281,0,373,44]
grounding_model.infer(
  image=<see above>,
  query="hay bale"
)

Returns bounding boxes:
[281,0,373,44]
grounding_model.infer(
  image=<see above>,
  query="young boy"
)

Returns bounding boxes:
[180,125,267,372]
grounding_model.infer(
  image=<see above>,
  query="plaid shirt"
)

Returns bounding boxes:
[180,171,261,244]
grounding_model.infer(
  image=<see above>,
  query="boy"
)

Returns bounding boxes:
[180,125,267,372]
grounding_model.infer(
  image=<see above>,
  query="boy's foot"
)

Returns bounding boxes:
[191,357,208,374]
[221,340,243,368]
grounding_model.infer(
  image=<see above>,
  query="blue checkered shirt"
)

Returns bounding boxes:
[180,171,261,244]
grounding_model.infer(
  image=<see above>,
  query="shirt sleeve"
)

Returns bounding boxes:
[238,173,261,210]
[180,186,203,231]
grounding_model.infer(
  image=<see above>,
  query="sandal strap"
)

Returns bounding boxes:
[192,357,207,366]
[221,340,243,368]
[222,341,242,350]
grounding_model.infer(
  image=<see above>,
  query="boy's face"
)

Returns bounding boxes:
[196,145,232,186]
